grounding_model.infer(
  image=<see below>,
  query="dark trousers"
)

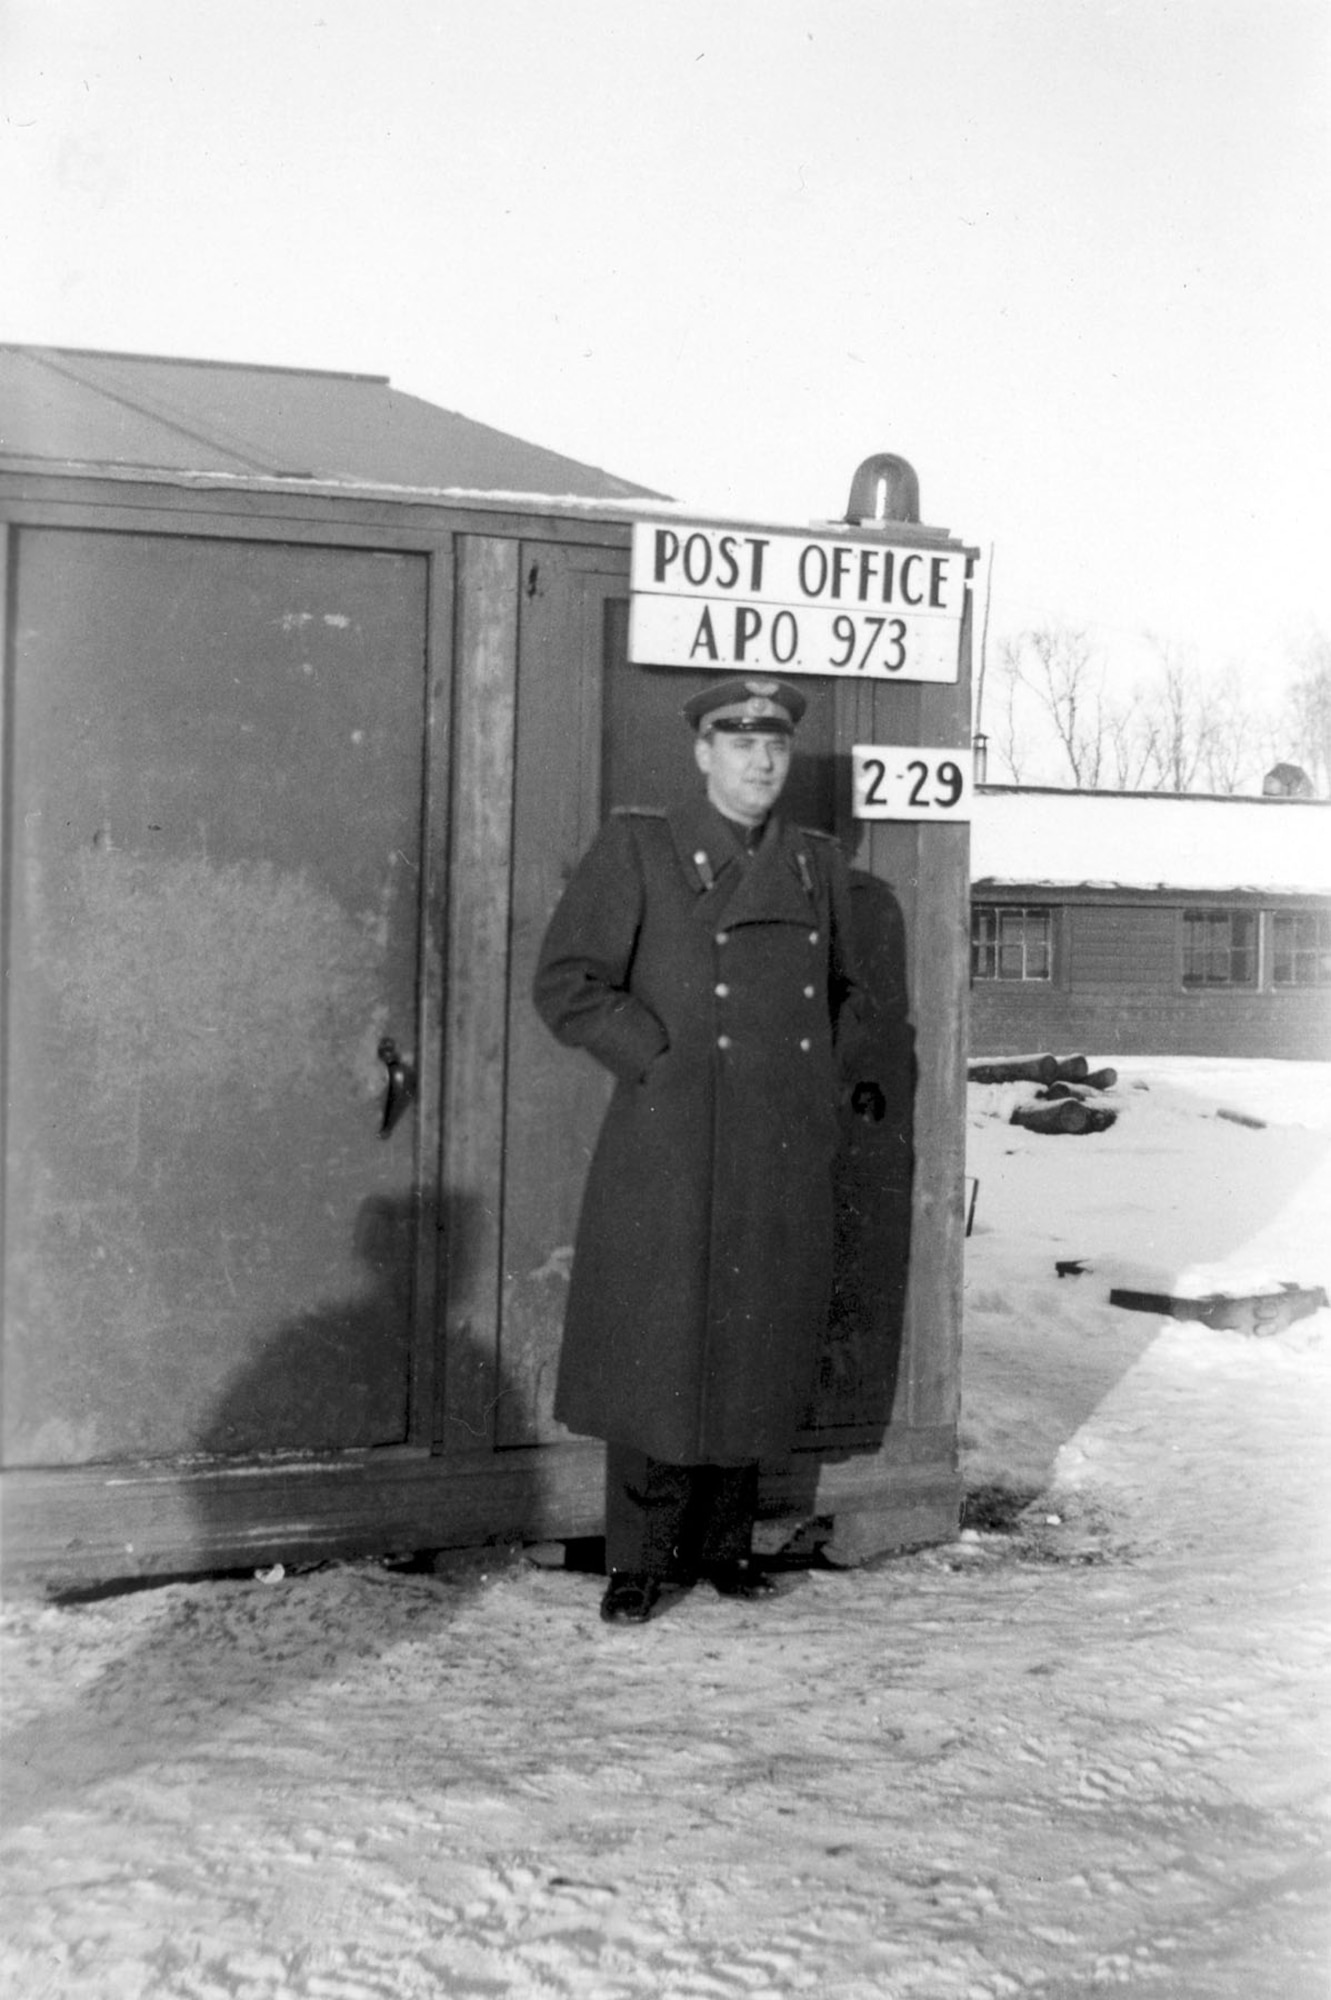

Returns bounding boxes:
[604,1444,759,1578]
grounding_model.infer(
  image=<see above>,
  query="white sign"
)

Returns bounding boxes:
[851,745,973,821]
[630,520,967,684]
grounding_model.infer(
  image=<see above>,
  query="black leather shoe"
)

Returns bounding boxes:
[600,1572,662,1624]
[706,1558,779,1599]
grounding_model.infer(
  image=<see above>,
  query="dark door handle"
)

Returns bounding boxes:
[377,1036,416,1138]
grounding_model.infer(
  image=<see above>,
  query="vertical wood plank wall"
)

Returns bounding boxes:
[903,581,972,1433]
[439,537,520,1452]
[856,680,931,1432]
[814,566,972,1545]
[497,549,625,1446]
[0,524,11,1281]
[405,542,455,1446]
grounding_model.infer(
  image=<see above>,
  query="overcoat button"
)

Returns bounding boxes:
[717,1034,732,1050]
[715,982,730,998]
[716,931,729,945]
[808,931,820,944]
[799,1038,812,1052]
[803,984,815,998]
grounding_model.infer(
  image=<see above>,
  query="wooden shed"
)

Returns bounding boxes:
[1,348,974,1589]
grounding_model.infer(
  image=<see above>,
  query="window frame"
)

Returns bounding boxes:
[1270,908,1331,989]
[970,902,1056,985]
[1180,907,1260,991]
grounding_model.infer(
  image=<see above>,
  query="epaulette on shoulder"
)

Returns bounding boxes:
[611,805,667,818]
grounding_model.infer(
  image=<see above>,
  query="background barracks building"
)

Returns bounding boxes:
[0,347,974,1590]
[970,784,1330,1062]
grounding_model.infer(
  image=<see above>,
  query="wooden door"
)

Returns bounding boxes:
[2,527,434,1467]
[493,546,626,1447]
[492,547,907,1454]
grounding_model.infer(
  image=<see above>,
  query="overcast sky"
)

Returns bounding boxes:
[4,0,1328,694]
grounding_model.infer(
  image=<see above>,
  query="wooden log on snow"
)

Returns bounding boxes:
[1052,1053,1090,1081]
[968,1053,1058,1084]
[1110,1284,1327,1334]
[1216,1106,1266,1130]
[1039,1071,1121,1102]
[1010,1099,1117,1135]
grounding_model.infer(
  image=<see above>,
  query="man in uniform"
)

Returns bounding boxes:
[533,676,866,1624]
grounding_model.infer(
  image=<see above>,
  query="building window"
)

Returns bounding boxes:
[971,905,1053,982]
[1272,911,1331,987]
[1181,910,1258,988]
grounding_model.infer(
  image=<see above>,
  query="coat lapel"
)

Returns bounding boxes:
[666,801,817,928]
[666,798,743,908]
[722,816,819,928]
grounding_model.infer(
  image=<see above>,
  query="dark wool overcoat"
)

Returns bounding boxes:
[532,795,865,1465]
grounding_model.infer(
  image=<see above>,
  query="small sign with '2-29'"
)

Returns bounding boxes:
[852,745,973,821]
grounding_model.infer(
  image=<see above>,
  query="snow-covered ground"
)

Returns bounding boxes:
[3,1058,1329,1999]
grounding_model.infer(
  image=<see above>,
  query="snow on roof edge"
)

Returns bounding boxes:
[0,456,664,516]
[977,783,1328,810]
[971,787,1331,898]
[972,876,1329,898]
[0,457,976,541]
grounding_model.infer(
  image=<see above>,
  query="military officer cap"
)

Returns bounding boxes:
[682,676,807,735]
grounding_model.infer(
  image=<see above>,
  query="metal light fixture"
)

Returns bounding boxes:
[844,452,920,526]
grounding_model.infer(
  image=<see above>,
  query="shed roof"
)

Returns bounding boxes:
[0,345,664,501]
[971,786,1331,898]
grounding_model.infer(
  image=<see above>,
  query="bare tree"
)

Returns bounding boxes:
[1137,639,1210,792]
[1198,668,1259,794]
[1104,695,1154,789]
[1002,624,1106,786]
[993,637,1029,783]
[1283,630,1331,794]
[989,623,1277,794]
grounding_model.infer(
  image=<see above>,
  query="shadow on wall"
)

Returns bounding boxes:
[776,867,917,1518]
[196,1187,553,1534]
[0,1195,547,1834]
[198,1191,423,1459]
